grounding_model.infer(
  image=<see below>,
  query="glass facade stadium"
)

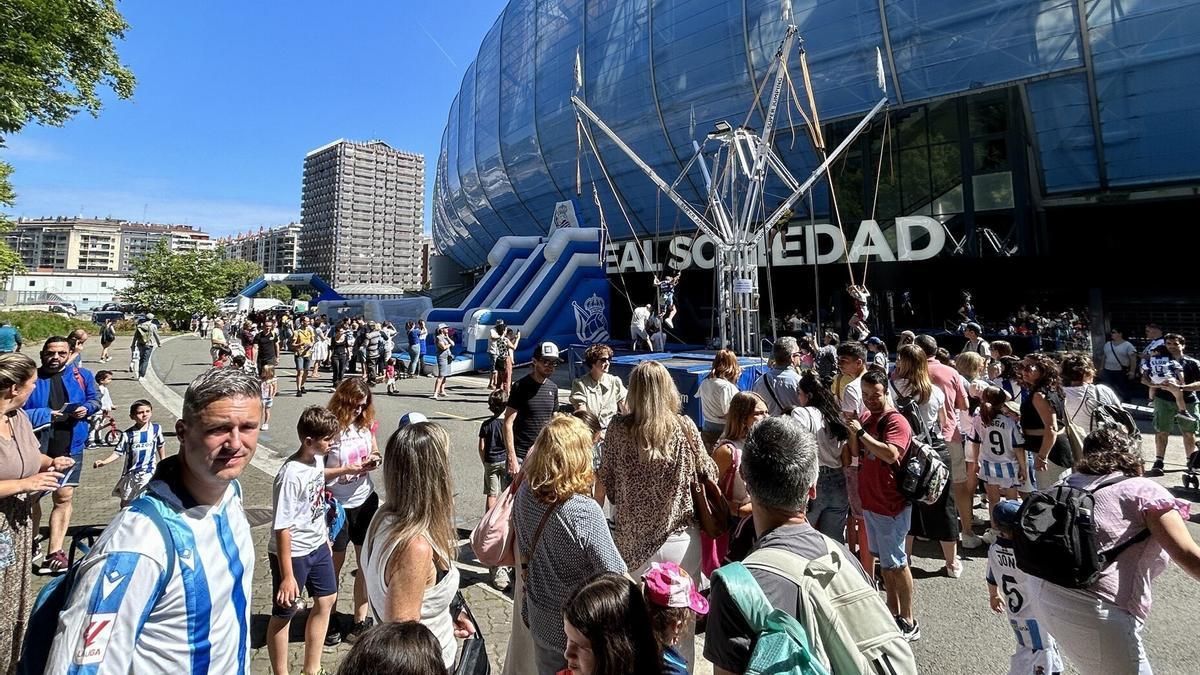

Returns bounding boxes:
[433,0,1200,340]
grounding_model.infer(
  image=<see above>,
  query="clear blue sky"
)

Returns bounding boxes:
[1,0,508,237]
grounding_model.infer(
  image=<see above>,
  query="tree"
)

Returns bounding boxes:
[0,0,136,267]
[123,241,262,326]
[260,283,292,303]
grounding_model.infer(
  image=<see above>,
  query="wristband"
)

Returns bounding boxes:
[855,427,866,439]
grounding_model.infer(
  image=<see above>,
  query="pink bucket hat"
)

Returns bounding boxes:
[642,561,708,615]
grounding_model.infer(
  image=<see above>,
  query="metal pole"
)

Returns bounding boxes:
[810,191,821,340]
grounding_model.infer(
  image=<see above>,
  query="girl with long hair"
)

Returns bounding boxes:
[362,422,469,669]
[697,349,741,450]
[891,344,962,578]
[1020,352,1073,487]
[323,377,383,644]
[562,574,664,675]
[596,361,716,670]
[516,416,627,674]
[708,392,768,570]
[790,370,853,544]
[970,386,1028,541]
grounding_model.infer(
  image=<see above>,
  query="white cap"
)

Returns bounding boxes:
[398,411,428,428]
[536,341,564,363]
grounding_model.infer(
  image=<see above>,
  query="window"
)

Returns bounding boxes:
[100,281,107,288]
[28,281,35,287]
[65,281,73,287]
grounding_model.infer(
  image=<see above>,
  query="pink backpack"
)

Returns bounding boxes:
[471,481,517,566]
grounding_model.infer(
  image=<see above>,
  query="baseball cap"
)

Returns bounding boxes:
[993,499,1022,528]
[535,341,564,363]
[1003,399,1022,416]
[437,323,448,330]
[397,411,428,428]
[865,336,884,347]
[642,562,708,615]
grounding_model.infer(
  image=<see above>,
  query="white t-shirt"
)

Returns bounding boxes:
[890,378,945,443]
[268,456,328,556]
[631,306,651,330]
[969,413,1024,465]
[699,377,739,425]
[789,406,844,469]
[1063,383,1122,432]
[1102,340,1137,372]
[325,424,376,508]
[838,375,863,417]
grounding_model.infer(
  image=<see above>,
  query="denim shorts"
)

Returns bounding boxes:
[807,466,850,543]
[864,505,913,570]
[269,544,337,617]
[294,355,311,372]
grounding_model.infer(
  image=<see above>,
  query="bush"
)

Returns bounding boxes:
[0,311,100,343]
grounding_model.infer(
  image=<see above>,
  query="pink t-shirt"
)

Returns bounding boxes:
[1064,472,1190,620]
[927,358,967,442]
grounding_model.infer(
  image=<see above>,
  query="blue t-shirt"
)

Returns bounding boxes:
[663,645,688,675]
[0,325,19,352]
[408,328,423,354]
[478,417,506,463]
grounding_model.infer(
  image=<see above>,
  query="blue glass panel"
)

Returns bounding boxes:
[498,0,563,232]
[444,93,491,264]
[1089,0,1200,186]
[533,0,584,231]
[583,0,677,241]
[1026,74,1099,192]
[885,0,1082,100]
[474,18,529,237]
[457,62,508,247]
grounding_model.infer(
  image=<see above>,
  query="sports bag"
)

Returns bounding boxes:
[1012,474,1150,589]
[882,409,949,505]
[736,544,917,675]
[471,481,517,567]
[713,560,831,675]
[19,494,177,675]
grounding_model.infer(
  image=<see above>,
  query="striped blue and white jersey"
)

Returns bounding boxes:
[46,473,254,674]
[115,423,165,476]
[970,413,1024,466]
[986,539,1050,651]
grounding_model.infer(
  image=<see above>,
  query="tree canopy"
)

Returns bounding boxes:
[123,241,262,326]
[0,0,136,278]
[260,283,293,303]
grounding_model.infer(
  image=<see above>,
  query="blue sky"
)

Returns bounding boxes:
[1,0,509,237]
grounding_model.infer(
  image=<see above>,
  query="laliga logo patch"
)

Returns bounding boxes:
[74,613,116,665]
[572,293,609,343]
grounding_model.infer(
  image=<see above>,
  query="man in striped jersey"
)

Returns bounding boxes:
[46,367,261,674]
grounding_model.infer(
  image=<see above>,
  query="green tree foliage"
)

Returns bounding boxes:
[260,283,292,303]
[124,242,262,326]
[0,0,136,276]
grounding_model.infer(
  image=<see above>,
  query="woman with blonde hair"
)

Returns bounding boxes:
[323,377,383,644]
[362,421,471,668]
[0,353,75,666]
[890,344,962,578]
[597,360,717,671]
[697,349,741,449]
[514,415,627,674]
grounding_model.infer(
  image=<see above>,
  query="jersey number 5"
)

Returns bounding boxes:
[1001,574,1024,613]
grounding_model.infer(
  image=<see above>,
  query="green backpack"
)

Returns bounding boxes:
[715,561,831,675]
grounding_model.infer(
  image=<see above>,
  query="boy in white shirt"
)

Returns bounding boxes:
[267,406,342,675]
[88,369,115,448]
[92,399,165,506]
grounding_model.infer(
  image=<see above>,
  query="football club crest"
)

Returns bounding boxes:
[572,293,609,343]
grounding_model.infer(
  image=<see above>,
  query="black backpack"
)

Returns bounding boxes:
[882,409,949,506]
[1012,475,1150,589]
[1092,403,1141,445]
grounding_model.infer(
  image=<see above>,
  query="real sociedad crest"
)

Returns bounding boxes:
[572,293,609,343]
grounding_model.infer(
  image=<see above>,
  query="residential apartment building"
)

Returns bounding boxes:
[219,222,302,274]
[4,218,214,273]
[298,139,424,289]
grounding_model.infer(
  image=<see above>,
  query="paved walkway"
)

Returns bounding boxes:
[33,334,1200,674]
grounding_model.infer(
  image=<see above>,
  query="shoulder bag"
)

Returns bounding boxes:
[519,499,560,628]
[682,417,729,538]
[471,481,518,567]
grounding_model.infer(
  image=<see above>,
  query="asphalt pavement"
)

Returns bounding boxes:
[58,334,1200,674]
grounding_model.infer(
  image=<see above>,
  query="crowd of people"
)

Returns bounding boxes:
[0,308,1198,675]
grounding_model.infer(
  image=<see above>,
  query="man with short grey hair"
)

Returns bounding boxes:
[705,416,912,674]
[752,336,803,415]
[47,368,261,672]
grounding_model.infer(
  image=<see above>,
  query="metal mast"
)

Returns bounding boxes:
[571,20,887,356]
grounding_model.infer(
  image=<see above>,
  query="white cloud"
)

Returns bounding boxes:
[0,136,65,163]
[3,186,298,236]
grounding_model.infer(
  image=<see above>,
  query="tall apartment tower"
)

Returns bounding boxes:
[298,139,424,289]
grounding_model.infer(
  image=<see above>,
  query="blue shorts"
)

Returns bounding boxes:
[294,355,312,372]
[269,544,337,618]
[864,506,913,570]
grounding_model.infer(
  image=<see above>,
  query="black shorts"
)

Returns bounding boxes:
[332,491,379,552]
[269,545,337,618]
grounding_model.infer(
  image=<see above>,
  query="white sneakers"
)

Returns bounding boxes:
[961,533,985,549]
